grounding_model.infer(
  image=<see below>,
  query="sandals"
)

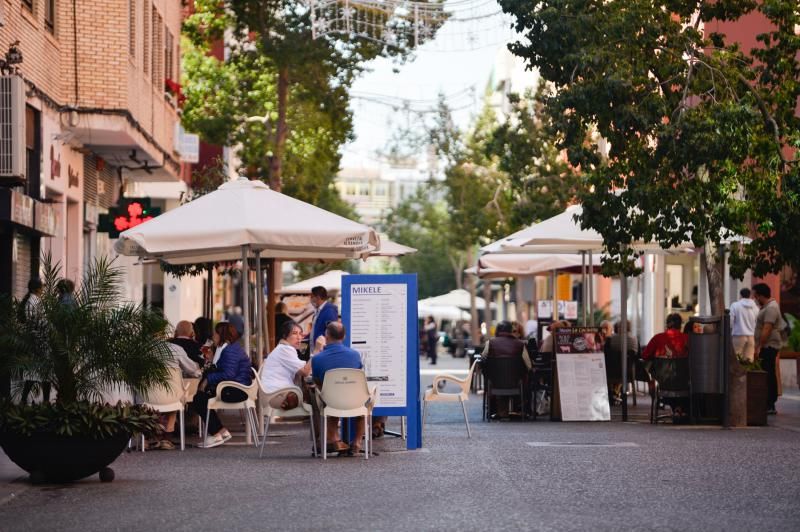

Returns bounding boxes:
[326,441,350,454]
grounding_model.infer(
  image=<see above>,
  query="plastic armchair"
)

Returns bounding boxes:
[141,367,190,451]
[256,366,317,458]
[204,368,259,447]
[317,369,377,460]
[422,359,478,438]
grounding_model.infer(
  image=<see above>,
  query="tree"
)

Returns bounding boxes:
[383,187,462,299]
[500,0,800,425]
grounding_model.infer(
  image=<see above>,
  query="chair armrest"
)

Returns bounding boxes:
[432,374,465,391]
[366,385,378,409]
[216,380,253,397]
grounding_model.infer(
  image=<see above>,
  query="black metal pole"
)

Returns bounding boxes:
[722,310,730,429]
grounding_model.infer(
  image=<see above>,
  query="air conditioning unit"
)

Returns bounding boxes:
[0,74,26,183]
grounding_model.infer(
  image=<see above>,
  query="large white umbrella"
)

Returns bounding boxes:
[372,239,417,257]
[418,303,470,322]
[465,253,586,279]
[418,289,494,311]
[115,178,380,360]
[279,270,349,295]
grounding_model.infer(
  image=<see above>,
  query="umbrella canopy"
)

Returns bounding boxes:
[465,253,587,279]
[418,303,470,322]
[371,239,417,257]
[114,178,380,263]
[418,289,494,311]
[279,270,349,295]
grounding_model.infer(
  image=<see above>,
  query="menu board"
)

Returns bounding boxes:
[555,327,610,421]
[349,283,408,408]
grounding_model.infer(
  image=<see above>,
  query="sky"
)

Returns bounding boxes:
[340,1,518,169]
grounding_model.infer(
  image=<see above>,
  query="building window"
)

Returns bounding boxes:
[128,0,136,58]
[152,7,163,86]
[345,184,357,196]
[164,30,174,88]
[142,1,149,74]
[374,184,387,197]
[359,184,370,196]
[44,0,56,33]
[22,0,34,13]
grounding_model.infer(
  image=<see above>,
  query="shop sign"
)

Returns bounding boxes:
[0,188,35,228]
[34,201,58,236]
[50,145,61,180]
[68,165,79,188]
[98,197,161,238]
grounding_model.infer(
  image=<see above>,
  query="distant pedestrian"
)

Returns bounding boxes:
[730,288,759,361]
[425,316,438,365]
[752,283,788,415]
[20,278,49,404]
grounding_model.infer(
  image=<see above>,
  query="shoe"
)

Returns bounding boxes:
[198,433,225,448]
[220,429,232,442]
[326,441,350,454]
[157,440,176,450]
[767,409,777,415]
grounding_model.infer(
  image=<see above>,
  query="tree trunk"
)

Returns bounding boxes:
[704,244,746,427]
[268,65,289,192]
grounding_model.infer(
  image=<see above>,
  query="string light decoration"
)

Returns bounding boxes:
[306,0,514,50]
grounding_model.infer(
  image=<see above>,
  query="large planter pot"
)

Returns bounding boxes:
[0,430,130,483]
[746,370,768,427]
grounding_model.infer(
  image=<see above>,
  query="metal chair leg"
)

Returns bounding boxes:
[422,400,428,435]
[322,414,327,460]
[460,398,471,438]
[179,409,185,451]
[259,413,270,458]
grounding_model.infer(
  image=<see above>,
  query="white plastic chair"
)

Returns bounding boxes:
[256,366,317,458]
[317,369,377,460]
[204,368,259,447]
[422,360,478,438]
[141,366,190,451]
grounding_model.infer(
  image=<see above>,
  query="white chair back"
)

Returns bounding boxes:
[320,369,370,411]
[462,360,478,394]
[142,367,184,405]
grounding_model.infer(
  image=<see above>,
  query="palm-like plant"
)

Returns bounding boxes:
[0,255,171,405]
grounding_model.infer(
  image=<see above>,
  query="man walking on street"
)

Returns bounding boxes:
[752,283,786,415]
[730,288,759,361]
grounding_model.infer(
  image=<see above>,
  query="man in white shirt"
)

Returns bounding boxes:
[729,288,759,361]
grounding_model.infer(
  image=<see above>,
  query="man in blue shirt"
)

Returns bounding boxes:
[312,321,364,454]
[309,286,339,347]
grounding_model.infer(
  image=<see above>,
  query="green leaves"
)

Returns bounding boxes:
[0,401,163,439]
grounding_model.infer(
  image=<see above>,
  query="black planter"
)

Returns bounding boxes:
[746,370,768,426]
[0,430,130,483]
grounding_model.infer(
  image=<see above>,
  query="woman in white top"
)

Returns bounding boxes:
[261,321,311,410]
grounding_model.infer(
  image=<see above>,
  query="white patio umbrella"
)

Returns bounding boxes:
[372,239,417,257]
[465,253,586,279]
[279,269,349,295]
[418,303,470,322]
[115,178,380,360]
[418,289,494,311]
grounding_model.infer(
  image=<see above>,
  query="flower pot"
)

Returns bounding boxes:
[0,430,130,483]
[746,370,768,426]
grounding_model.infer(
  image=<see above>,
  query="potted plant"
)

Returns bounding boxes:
[738,354,767,426]
[0,256,171,483]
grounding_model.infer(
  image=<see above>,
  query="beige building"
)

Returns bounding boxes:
[0,1,191,309]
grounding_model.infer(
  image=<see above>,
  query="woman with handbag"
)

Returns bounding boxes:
[192,322,253,448]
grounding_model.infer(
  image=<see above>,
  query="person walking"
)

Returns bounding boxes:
[424,316,438,365]
[752,283,787,415]
[729,288,759,361]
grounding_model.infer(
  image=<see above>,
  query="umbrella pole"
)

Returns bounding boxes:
[620,272,628,422]
[588,251,595,326]
[266,259,275,353]
[206,263,213,319]
[552,269,558,322]
[255,251,263,364]
[581,251,587,324]
[241,245,251,361]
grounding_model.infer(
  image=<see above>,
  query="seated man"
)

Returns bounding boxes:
[170,320,205,367]
[152,340,202,450]
[311,321,364,455]
[481,320,532,418]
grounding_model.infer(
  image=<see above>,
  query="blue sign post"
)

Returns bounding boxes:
[341,274,421,450]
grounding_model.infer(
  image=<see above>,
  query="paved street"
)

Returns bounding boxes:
[1,353,799,531]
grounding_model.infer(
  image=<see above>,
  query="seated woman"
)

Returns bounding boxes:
[261,320,311,410]
[642,313,689,420]
[192,322,253,448]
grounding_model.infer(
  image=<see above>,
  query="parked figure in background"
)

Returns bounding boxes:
[20,278,49,404]
[274,301,292,348]
[193,322,253,448]
[604,320,640,405]
[425,316,438,365]
[752,283,787,415]
[309,286,338,347]
[642,313,689,420]
[56,279,76,309]
[311,322,364,455]
[170,320,205,367]
[261,320,311,410]
[730,288,759,362]
[482,321,532,418]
